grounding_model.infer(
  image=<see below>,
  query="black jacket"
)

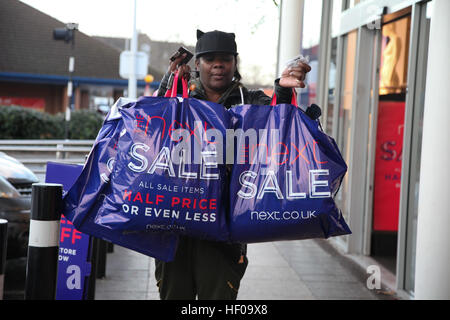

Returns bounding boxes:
[157,71,295,108]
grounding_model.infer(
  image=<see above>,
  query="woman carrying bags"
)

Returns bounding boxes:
[154,29,314,300]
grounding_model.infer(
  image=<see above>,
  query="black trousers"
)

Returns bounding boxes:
[154,236,248,300]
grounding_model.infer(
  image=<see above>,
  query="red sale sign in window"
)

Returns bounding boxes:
[372,101,405,231]
[0,97,45,110]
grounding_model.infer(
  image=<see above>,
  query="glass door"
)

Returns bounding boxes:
[371,11,412,274]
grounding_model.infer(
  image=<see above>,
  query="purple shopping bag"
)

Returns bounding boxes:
[228,97,351,243]
[62,98,178,261]
[95,77,230,241]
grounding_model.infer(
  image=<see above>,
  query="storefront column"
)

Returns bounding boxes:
[277,0,304,76]
[414,0,450,300]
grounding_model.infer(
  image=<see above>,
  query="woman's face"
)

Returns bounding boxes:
[196,53,236,93]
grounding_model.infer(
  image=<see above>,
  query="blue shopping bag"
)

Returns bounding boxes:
[62,98,178,261]
[228,98,351,243]
[95,77,230,241]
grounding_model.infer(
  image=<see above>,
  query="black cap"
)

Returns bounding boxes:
[195,29,238,58]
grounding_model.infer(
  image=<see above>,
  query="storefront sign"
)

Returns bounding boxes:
[0,97,45,110]
[372,101,405,231]
[45,162,92,300]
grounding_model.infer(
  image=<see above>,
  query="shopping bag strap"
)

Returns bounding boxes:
[270,88,298,107]
[165,71,189,98]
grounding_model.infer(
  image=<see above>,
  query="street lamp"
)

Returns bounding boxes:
[53,23,77,45]
[53,23,78,140]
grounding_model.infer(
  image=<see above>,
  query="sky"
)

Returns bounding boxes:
[19,0,282,85]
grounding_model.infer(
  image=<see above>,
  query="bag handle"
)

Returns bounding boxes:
[164,71,189,98]
[270,88,298,107]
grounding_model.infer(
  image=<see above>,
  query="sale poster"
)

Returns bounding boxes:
[0,96,45,110]
[45,162,92,300]
[372,101,405,231]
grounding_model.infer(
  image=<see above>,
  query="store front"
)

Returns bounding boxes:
[299,0,433,297]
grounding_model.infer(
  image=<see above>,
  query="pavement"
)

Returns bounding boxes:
[95,238,400,300]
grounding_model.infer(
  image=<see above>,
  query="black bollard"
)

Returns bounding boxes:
[86,237,99,300]
[96,239,108,279]
[0,219,7,300]
[107,241,114,253]
[25,183,63,300]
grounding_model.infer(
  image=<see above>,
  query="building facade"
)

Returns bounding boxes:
[0,0,163,114]
[278,0,449,299]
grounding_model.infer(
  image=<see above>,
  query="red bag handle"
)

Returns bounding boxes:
[164,71,189,98]
[270,88,298,107]
[164,73,175,98]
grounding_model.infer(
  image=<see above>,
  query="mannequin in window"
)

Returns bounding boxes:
[380,22,401,95]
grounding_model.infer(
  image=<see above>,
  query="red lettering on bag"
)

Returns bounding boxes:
[135,114,146,132]
[184,121,204,145]
[250,143,269,164]
[290,142,310,165]
[273,142,289,165]
[245,142,316,166]
[182,198,191,208]
[313,140,328,164]
[199,199,207,210]
[168,120,215,145]
[123,190,132,201]
[210,199,217,210]
[113,139,118,150]
[171,197,180,206]
[133,192,143,203]
[169,120,184,142]
[135,115,166,138]
[171,197,216,210]
[156,194,164,205]
[240,145,249,164]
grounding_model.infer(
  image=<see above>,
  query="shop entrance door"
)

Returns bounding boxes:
[371,11,412,274]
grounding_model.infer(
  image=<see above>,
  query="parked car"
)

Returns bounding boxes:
[0,151,39,299]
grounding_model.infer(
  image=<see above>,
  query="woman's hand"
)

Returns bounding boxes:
[279,61,312,88]
[168,53,191,81]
